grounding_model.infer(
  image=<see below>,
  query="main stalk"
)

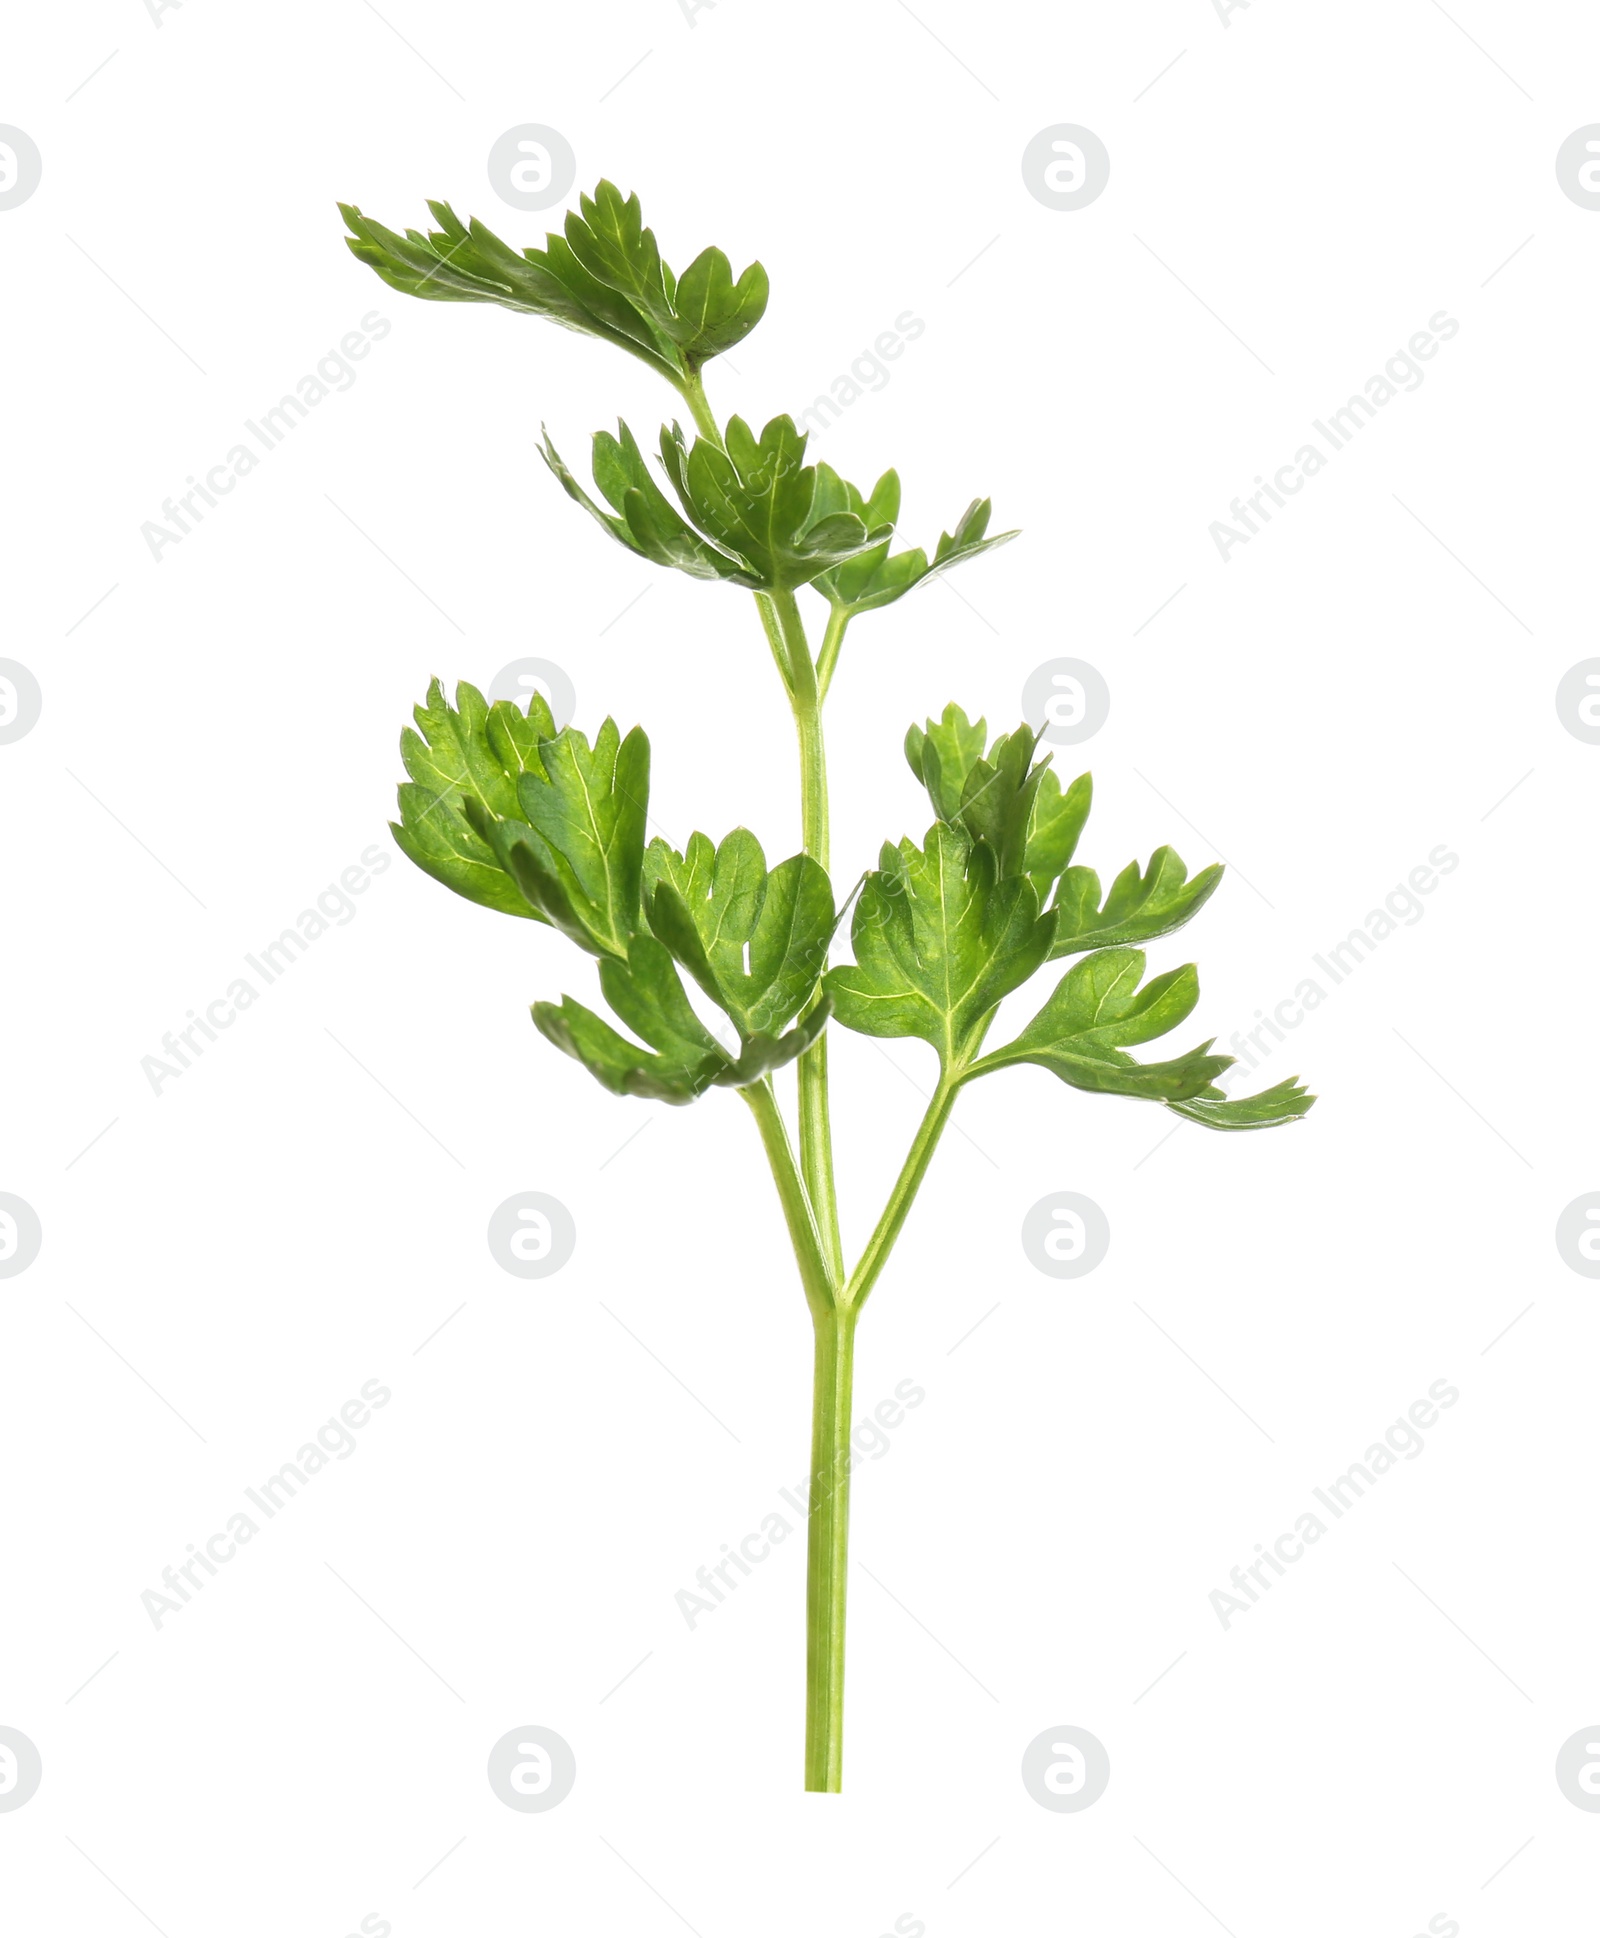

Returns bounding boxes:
[685,369,957,1790]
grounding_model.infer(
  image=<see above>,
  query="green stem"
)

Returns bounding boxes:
[804,1300,857,1791]
[815,605,851,704]
[740,1080,836,1319]
[676,367,723,447]
[843,1074,961,1312]
[767,587,845,1285]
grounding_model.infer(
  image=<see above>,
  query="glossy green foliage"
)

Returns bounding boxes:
[826,822,1055,1067]
[809,467,1016,616]
[543,413,889,592]
[393,683,834,1103]
[830,703,1313,1128]
[341,181,766,383]
[391,679,556,922]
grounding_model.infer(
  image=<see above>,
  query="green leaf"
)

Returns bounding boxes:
[668,247,770,366]
[1050,847,1224,958]
[965,946,1230,1102]
[710,998,832,1088]
[532,993,721,1104]
[540,422,757,585]
[1167,1076,1316,1131]
[561,181,674,335]
[926,498,1018,587]
[645,829,834,1035]
[904,706,1090,901]
[340,182,767,382]
[659,416,888,591]
[953,724,1048,880]
[467,718,650,958]
[825,822,1055,1066]
[904,703,988,824]
[544,414,883,593]
[1022,769,1093,905]
[809,474,1017,616]
[391,679,555,921]
[534,928,829,1101]
[599,933,728,1067]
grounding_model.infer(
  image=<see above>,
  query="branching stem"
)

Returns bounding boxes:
[690,362,962,1791]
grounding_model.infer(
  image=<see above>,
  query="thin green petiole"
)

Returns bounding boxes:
[676,367,723,446]
[740,1079,837,1318]
[841,1074,961,1312]
[815,605,851,704]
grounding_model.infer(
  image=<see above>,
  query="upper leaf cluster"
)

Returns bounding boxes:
[542,414,890,593]
[341,181,767,384]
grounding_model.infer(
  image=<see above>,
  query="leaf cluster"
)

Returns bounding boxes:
[826,704,1313,1129]
[341,181,766,385]
[392,683,834,1103]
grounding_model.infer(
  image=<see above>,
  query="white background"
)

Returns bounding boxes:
[4,1,1598,1933]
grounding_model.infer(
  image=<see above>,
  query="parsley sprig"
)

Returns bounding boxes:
[346,181,1314,1793]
